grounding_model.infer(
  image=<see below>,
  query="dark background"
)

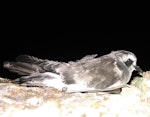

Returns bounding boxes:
[0,32,150,79]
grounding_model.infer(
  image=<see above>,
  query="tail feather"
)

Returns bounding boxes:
[16,55,62,73]
[15,55,46,64]
[3,55,61,76]
[3,61,45,75]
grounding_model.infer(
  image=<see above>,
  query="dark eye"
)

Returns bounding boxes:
[125,59,133,67]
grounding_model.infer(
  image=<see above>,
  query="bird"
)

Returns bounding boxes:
[3,50,143,93]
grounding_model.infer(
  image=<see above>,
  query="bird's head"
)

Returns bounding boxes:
[111,50,143,73]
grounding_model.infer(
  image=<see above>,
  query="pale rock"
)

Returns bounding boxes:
[0,71,150,117]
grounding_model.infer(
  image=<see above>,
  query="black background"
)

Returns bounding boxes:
[1,32,150,79]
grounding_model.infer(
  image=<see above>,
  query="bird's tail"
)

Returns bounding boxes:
[3,61,44,75]
[3,55,60,75]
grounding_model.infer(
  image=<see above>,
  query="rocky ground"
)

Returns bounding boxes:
[0,71,150,117]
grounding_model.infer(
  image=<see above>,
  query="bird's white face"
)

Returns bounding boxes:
[122,53,137,71]
[112,50,137,72]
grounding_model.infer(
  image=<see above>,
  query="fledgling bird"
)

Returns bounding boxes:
[3,50,142,93]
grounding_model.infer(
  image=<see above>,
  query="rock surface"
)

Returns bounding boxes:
[0,71,150,117]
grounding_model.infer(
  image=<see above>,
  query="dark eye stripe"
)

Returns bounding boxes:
[125,59,133,67]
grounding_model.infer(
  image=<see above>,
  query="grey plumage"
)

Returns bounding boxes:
[3,50,142,93]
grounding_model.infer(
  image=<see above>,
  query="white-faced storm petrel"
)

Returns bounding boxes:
[3,50,142,93]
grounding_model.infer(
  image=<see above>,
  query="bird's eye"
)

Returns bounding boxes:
[125,59,133,67]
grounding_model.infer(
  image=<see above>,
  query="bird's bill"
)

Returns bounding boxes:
[134,65,143,73]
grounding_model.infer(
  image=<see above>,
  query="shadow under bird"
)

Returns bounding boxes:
[3,50,143,93]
